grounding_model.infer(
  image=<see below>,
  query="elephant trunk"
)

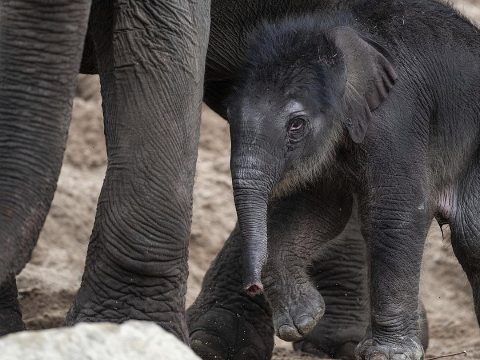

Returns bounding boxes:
[231,160,276,296]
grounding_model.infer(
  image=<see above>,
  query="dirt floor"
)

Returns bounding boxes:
[15,1,480,359]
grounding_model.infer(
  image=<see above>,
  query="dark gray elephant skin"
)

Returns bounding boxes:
[189,1,438,359]
[0,0,92,336]
[0,0,367,353]
[0,0,209,341]
[218,1,480,360]
[0,1,451,360]
[188,187,375,360]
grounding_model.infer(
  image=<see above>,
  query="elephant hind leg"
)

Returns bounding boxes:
[449,165,480,325]
[0,275,25,336]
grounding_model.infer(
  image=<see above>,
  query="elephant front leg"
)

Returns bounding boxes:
[293,209,369,360]
[264,186,353,344]
[0,0,90,335]
[66,0,210,342]
[355,181,430,360]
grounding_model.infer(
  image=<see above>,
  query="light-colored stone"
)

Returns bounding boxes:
[0,321,200,360]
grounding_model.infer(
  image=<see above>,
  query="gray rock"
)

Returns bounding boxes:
[0,321,200,360]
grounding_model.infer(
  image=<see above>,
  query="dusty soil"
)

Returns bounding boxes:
[16,2,480,359]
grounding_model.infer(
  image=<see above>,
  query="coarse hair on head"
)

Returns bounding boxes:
[231,15,348,113]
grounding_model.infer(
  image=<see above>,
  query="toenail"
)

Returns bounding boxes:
[295,315,316,335]
[278,324,301,341]
[369,353,387,360]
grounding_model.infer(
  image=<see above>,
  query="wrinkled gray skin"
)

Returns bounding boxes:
[0,0,209,341]
[221,1,480,360]
[189,188,378,360]
[0,0,441,359]
[0,0,367,356]
[0,2,369,355]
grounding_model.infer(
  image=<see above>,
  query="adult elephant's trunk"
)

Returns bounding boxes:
[231,154,278,296]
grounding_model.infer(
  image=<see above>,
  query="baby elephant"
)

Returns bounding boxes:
[227,8,480,360]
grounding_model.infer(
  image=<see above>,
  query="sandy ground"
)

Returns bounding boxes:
[15,1,480,359]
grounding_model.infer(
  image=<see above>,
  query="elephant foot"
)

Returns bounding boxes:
[273,293,325,342]
[66,268,189,343]
[266,276,325,342]
[293,315,428,360]
[0,308,24,337]
[294,339,358,359]
[67,296,188,343]
[293,340,358,360]
[0,275,25,336]
[355,337,424,360]
[67,303,188,342]
[353,302,429,359]
[290,310,365,360]
[293,310,427,360]
[189,306,273,360]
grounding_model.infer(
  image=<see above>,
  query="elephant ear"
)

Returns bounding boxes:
[327,26,398,143]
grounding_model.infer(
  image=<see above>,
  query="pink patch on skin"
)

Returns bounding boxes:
[245,282,264,297]
[438,185,456,221]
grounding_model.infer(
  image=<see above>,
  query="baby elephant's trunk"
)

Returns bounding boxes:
[231,163,275,296]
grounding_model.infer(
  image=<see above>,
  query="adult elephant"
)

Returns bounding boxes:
[0,0,399,359]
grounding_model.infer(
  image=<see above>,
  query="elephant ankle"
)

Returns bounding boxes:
[66,303,189,343]
[67,276,189,342]
[0,311,25,337]
[0,280,25,336]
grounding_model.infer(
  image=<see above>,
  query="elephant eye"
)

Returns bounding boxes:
[287,116,307,142]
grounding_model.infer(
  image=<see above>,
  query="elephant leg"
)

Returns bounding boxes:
[261,183,353,345]
[188,226,274,360]
[292,209,369,360]
[188,181,353,359]
[450,163,480,325]
[189,184,425,360]
[66,0,210,342]
[294,206,429,360]
[0,0,90,334]
[0,275,24,336]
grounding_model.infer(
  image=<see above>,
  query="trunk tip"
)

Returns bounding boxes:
[245,281,264,297]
